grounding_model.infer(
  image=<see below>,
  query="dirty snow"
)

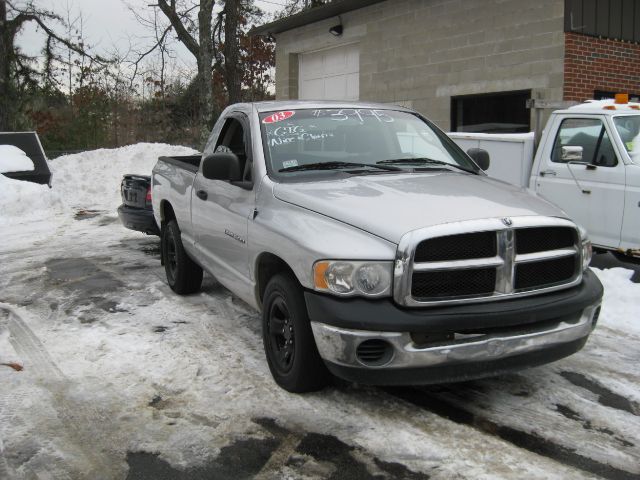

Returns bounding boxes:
[0,143,639,479]
[592,267,640,336]
[0,145,34,173]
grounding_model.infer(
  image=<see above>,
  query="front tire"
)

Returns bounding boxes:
[262,273,330,392]
[161,219,203,294]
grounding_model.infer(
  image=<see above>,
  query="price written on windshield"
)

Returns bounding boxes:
[311,109,395,123]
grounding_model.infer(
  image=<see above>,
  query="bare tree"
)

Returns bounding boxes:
[147,0,215,131]
[0,0,108,131]
[275,0,327,18]
[0,0,14,130]
[131,0,254,128]
[222,0,240,104]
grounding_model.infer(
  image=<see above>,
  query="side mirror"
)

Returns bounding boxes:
[467,148,490,171]
[202,152,242,181]
[561,146,583,162]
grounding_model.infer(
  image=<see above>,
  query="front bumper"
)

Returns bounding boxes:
[306,270,603,385]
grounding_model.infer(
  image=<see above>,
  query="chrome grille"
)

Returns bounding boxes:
[394,217,583,307]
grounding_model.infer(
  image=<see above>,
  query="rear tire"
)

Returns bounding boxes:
[262,273,330,392]
[161,219,203,294]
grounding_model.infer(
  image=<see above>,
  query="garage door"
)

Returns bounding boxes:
[299,44,359,101]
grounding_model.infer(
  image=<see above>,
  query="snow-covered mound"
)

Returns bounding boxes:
[50,143,197,211]
[0,143,197,227]
[593,267,640,336]
[0,145,34,173]
[0,173,66,226]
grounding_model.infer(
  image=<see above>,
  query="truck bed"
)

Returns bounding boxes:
[158,155,202,173]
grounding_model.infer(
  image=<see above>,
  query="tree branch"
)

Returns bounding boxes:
[10,11,109,64]
[157,0,199,58]
[129,23,173,89]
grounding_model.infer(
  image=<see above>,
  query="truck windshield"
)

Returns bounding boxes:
[259,108,478,178]
[613,115,640,163]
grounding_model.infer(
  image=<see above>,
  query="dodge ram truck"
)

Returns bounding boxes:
[152,101,603,393]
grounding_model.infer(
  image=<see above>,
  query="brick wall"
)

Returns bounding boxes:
[564,32,640,101]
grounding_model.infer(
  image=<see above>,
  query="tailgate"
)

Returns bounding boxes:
[121,174,151,209]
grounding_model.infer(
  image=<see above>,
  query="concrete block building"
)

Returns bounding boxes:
[253,0,640,133]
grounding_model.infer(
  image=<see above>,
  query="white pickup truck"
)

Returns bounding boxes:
[152,101,603,393]
[450,98,640,260]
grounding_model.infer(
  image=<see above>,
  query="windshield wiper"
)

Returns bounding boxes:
[279,161,401,173]
[377,157,477,174]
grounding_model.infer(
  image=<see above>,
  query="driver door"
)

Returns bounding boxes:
[191,113,255,293]
[534,116,625,248]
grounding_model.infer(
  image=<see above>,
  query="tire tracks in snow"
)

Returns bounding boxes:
[384,383,640,480]
[0,303,121,480]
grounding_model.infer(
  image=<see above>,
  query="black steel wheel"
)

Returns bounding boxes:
[267,297,296,374]
[262,273,330,392]
[161,219,203,294]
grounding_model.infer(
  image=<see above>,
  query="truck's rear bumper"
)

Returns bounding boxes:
[117,204,159,236]
[305,271,603,385]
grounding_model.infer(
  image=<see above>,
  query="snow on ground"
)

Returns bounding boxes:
[0,144,639,479]
[0,145,34,173]
[593,267,640,336]
[0,174,66,226]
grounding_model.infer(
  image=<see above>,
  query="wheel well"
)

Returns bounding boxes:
[161,200,176,225]
[256,253,297,302]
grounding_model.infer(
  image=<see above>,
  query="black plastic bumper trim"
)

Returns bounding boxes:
[304,270,603,333]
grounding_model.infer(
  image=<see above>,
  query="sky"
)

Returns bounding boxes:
[16,0,282,73]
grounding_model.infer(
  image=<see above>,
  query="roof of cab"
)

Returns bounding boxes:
[556,99,640,115]
[240,100,413,114]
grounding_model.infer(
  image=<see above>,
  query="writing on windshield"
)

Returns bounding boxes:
[259,108,476,177]
[310,108,395,123]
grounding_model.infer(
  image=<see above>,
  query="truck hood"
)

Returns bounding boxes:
[273,172,565,244]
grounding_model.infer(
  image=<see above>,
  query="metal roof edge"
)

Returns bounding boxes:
[250,0,386,36]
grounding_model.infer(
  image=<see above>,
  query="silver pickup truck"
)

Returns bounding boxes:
[152,101,603,393]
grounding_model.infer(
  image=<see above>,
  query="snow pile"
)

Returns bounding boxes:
[0,145,34,173]
[592,267,640,336]
[0,174,66,226]
[51,143,197,211]
[1,142,196,227]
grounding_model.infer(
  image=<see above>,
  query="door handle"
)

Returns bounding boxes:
[196,190,208,201]
[540,170,557,177]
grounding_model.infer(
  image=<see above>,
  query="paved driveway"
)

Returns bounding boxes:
[1,212,638,480]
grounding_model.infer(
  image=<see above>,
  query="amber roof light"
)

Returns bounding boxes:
[615,93,629,104]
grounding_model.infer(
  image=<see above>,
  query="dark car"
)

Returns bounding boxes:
[117,174,159,235]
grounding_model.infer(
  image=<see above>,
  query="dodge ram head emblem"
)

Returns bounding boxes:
[502,217,513,227]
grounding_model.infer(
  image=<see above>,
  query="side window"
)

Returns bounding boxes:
[214,117,253,185]
[551,118,618,167]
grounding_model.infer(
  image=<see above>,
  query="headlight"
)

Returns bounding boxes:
[578,226,593,271]
[313,260,392,297]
